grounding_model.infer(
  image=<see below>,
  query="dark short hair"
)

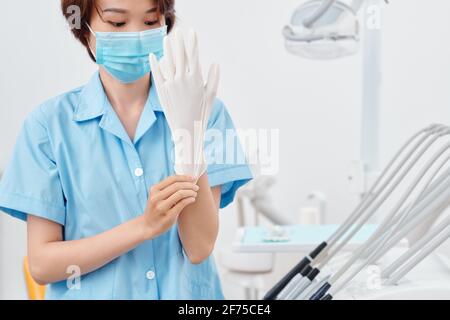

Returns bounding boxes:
[61,0,176,62]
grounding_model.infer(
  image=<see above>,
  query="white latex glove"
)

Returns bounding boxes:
[150,29,220,179]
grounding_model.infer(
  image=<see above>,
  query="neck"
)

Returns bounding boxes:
[99,68,150,112]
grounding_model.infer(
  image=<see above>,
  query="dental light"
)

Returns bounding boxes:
[283,0,366,59]
[283,0,389,199]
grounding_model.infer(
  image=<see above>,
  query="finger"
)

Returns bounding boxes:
[163,36,175,81]
[169,197,196,216]
[205,63,220,120]
[197,64,220,132]
[206,63,220,100]
[186,28,200,74]
[150,53,171,114]
[153,182,199,201]
[157,58,173,90]
[150,53,165,85]
[152,175,195,192]
[160,189,198,212]
[173,29,187,78]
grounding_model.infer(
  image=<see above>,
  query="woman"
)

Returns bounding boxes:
[0,0,252,300]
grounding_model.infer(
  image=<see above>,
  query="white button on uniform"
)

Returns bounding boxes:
[134,168,144,177]
[146,270,155,280]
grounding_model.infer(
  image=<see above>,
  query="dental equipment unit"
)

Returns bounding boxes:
[264,124,450,300]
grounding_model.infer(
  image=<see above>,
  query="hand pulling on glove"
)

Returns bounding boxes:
[150,29,220,179]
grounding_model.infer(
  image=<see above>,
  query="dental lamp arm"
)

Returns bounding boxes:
[251,198,294,225]
[352,0,389,12]
[303,0,337,28]
[243,176,294,225]
[303,0,376,30]
[351,0,365,12]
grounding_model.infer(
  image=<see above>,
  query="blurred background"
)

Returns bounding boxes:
[1,0,450,299]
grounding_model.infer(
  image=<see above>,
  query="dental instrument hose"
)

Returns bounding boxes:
[263,241,327,300]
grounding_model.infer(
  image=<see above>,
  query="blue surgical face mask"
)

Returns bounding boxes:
[86,24,167,84]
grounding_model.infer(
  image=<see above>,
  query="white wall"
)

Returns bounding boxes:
[1,0,450,299]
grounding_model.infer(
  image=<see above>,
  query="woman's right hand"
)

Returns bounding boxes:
[141,175,199,240]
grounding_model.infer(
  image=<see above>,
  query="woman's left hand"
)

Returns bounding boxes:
[149,29,220,179]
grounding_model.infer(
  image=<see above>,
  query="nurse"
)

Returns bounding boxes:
[0,0,252,300]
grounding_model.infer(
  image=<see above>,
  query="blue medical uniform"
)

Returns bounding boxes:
[0,71,253,300]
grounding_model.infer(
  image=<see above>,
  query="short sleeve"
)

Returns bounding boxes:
[0,109,66,225]
[205,100,253,209]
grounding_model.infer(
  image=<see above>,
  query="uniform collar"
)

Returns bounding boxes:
[74,72,164,122]
[73,71,107,122]
[74,71,165,145]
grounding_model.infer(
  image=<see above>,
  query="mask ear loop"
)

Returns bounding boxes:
[85,22,97,60]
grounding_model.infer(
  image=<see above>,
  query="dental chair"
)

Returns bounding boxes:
[218,182,277,299]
